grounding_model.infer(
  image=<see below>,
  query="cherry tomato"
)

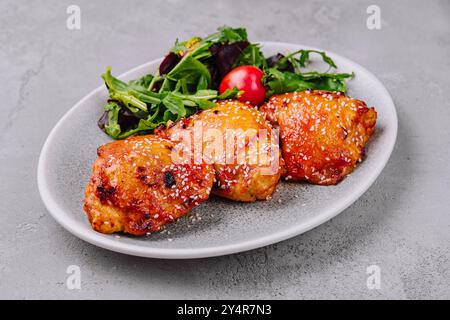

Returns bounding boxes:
[219,66,267,106]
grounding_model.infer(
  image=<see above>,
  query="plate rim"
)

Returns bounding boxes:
[37,41,398,259]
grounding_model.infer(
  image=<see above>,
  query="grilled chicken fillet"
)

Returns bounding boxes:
[260,90,377,185]
[161,100,283,202]
[83,135,214,235]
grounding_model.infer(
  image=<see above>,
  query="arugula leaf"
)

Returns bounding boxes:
[233,43,267,69]
[103,102,121,139]
[217,26,248,43]
[128,89,161,105]
[166,55,211,90]
[163,109,177,122]
[116,118,160,139]
[108,91,147,113]
[203,26,248,43]
[172,89,219,109]
[196,99,217,109]
[184,89,218,100]
[196,74,209,90]
[264,68,353,96]
[103,66,157,112]
[162,92,186,118]
[128,74,154,90]
[190,41,214,60]
[102,66,128,91]
[276,49,338,71]
[217,87,241,99]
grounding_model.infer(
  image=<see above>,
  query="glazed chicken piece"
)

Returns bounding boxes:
[161,100,283,202]
[83,135,214,235]
[260,90,377,185]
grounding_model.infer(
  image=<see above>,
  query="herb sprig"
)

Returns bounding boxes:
[263,49,353,96]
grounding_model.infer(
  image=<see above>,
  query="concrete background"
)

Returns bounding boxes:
[0,0,449,299]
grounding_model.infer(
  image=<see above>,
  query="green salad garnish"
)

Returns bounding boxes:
[98,26,353,139]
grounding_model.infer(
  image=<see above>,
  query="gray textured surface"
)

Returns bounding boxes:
[0,0,449,299]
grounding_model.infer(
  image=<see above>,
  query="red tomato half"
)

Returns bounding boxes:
[219,66,267,106]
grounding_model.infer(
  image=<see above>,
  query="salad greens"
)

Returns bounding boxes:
[98,26,353,139]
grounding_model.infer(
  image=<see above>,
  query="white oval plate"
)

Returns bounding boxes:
[37,42,397,259]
